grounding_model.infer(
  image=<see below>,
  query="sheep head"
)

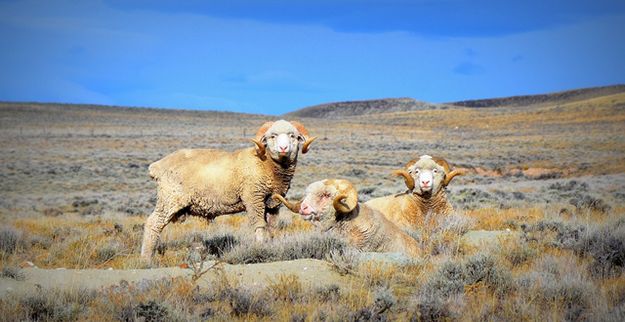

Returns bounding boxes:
[393,155,464,196]
[272,179,358,227]
[250,120,316,163]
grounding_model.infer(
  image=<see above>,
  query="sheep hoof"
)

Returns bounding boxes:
[255,227,273,242]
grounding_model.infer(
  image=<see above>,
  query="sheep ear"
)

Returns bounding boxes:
[443,169,466,186]
[392,169,415,191]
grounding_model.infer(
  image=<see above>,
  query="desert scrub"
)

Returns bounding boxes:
[524,216,625,278]
[202,233,239,257]
[422,252,513,298]
[515,254,603,320]
[0,227,23,256]
[0,288,97,322]
[420,211,474,256]
[452,188,497,209]
[409,253,513,321]
[0,266,25,280]
[573,217,625,278]
[120,300,171,322]
[569,194,611,213]
[268,274,303,303]
[501,239,536,266]
[222,231,349,264]
[326,248,360,275]
[521,218,586,249]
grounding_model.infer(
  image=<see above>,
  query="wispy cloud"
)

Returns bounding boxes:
[453,62,484,76]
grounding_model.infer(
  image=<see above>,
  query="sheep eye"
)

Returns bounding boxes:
[433,169,438,174]
[289,133,295,139]
[270,134,277,139]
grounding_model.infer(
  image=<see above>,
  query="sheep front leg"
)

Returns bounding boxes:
[244,195,272,242]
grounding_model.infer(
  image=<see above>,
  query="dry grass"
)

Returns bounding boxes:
[1,92,625,320]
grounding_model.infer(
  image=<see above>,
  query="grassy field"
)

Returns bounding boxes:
[1,89,625,320]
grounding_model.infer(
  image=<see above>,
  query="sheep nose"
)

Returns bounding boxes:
[421,180,430,186]
[279,145,288,152]
[300,203,310,215]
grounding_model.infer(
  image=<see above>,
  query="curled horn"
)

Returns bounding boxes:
[250,138,265,157]
[272,194,302,213]
[332,182,358,215]
[290,120,317,154]
[392,169,415,191]
[251,121,274,157]
[443,169,466,186]
[431,156,464,186]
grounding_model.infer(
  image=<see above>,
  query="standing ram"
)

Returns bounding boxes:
[365,155,464,231]
[141,120,316,260]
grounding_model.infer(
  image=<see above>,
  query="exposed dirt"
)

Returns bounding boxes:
[0,259,351,297]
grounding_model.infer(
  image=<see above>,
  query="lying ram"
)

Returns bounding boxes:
[365,155,464,231]
[274,179,420,257]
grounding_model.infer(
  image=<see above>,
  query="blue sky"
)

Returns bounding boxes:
[1,0,624,115]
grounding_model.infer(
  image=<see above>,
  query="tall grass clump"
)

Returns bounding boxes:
[0,227,22,256]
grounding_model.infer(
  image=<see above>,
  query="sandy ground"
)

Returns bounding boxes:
[0,258,350,297]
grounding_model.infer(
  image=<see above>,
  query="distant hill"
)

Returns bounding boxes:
[285,98,452,118]
[448,84,625,108]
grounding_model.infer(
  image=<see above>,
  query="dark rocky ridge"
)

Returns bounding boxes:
[448,84,625,108]
[286,98,452,118]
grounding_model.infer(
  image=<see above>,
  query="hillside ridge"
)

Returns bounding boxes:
[448,84,625,108]
[286,97,453,118]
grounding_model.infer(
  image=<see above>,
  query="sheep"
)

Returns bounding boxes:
[365,155,464,232]
[140,120,316,260]
[273,179,420,257]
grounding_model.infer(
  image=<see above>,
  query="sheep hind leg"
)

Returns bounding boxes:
[140,204,184,261]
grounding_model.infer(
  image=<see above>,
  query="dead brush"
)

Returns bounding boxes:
[267,274,303,303]
[325,248,360,275]
[419,211,475,256]
[185,244,223,282]
[358,262,399,289]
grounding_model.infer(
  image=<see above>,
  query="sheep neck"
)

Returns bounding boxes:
[411,188,451,216]
[265,156,297,187]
